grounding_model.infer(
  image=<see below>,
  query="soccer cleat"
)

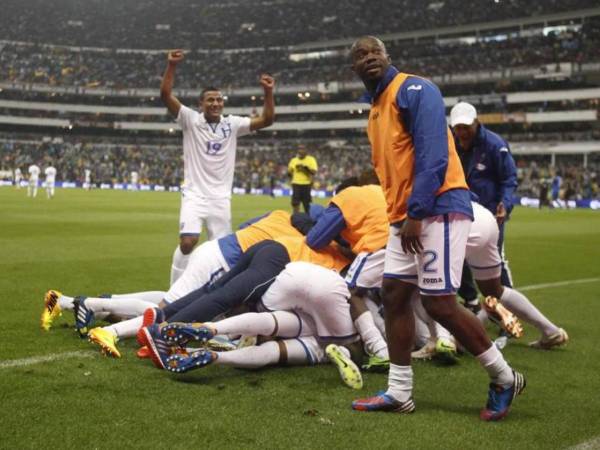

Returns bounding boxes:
[138,325,175,369]
[326,344,363,390]
[434,337,458,365]
[480,370,526,421]
[88,327,121,358]
[160,322,216,346]
[41,289,63,331]
[411,341,436,360]
[137,307,165,346]
[137,346,151,359]
[483,296,524,338]
[528,328,569,350]
[352,391,416,413]
[74,296,95,337]
[237,335,257,348]
[165,349,216,374]
[362,355,390,373]
[206,335,237,352]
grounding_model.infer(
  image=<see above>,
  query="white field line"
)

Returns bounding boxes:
[567,436,600,450]
[518,277,600,292]
[0,350,93,369]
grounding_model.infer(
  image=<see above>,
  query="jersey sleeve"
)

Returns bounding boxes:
[307,156,318,172]
[231,115,252,137]
[175,105,196,131]
[397,76,450,220]
[494,142,518,214]
[305,204,346,249]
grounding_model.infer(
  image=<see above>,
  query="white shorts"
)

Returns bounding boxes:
[163,239,229,303]
[345,249,385,289]
[179,193,231,240]
[383,213,471,296]
[260,262,358,344]
[466,203,502,281]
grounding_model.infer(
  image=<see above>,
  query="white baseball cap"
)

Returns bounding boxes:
[450,102,477,127]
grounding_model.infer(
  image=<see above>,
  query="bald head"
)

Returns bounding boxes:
[350,36,391,86]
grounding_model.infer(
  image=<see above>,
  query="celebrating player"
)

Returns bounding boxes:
[160,49,275,285]
[27,163,40,197]
[348,36,525,421]
[44,164,57,199]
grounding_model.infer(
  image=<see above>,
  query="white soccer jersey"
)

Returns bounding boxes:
[176,105,251,199]
[84,169,91,182]
[131,171,139,183]
[14,168,22,180]
[45,166,57,182]
[28,164,40,180]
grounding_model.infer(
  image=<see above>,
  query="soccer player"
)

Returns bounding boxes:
[161,49,275,285]
[348,36,524,421]
[288,145,317,213]
[27,163,40,197]
[42,210,307,352]
[146,262,363,390]
[130,170,139,191]
[44,165,57,199]
[83,168,92,190]
[14,167,22,189]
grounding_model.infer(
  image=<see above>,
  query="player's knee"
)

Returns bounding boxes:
[179,237,198,254]
[381,279,413,312]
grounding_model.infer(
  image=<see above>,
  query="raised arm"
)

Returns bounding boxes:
[160,50,184,117]
[250,74,275,131]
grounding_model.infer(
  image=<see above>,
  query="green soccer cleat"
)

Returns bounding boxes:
[326,344,363,390]
[361,355,390,372]
[41,290,63,331]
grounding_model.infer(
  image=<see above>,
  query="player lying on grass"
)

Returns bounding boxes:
[40,209,319,355]
[140,262,366,389]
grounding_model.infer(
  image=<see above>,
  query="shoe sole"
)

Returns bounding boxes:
[161,322,213,346]
[139,328,166,369]
[137,309,158,346]
[484,297,524,338]
[352,397,416,413]
[41,290,62,331]
[88,332,121,358]
[326,344,363,390]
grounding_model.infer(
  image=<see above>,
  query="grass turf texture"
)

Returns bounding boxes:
[1,187,599,449]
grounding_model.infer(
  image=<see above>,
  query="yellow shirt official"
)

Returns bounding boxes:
[288,156,318,185]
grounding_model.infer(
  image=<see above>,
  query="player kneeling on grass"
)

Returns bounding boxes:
[141,262,365,389]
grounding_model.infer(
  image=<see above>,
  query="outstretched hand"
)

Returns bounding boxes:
[167,49,184,65]
[259,74,275,90]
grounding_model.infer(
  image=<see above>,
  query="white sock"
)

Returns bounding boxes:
[386,364,413,403]
[500,287,559,337]
[58,295,75,311]
[110,291,165,305]
[364,297,386,336]
[170,246,190,286]
[477,308,489,323]
[476,344,514,388]
[104,316,144,340]
[214,311,301,338]
[215,340,281,369]
[85,297,156,318]
[354,312,388,359]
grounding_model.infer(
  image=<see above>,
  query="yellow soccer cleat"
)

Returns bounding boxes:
[326,344,363,390]
[483,296,524,338]
[41,290,63,331]
[88,327,121,358]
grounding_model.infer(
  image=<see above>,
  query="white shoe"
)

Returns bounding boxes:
[528,328,569,349]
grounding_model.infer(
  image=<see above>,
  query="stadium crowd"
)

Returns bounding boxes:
[1,0,596,49]
[2,21,598,89]
[2,137,598,200]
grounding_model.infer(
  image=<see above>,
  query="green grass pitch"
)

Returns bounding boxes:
[1,187,599,449]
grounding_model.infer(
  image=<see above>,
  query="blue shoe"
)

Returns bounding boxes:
[160,322,215,346]
[480,370,526,421]
[138,324,175,370]
[352,391,415,413]
[165,349,215,374]
[74,296,94,337]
